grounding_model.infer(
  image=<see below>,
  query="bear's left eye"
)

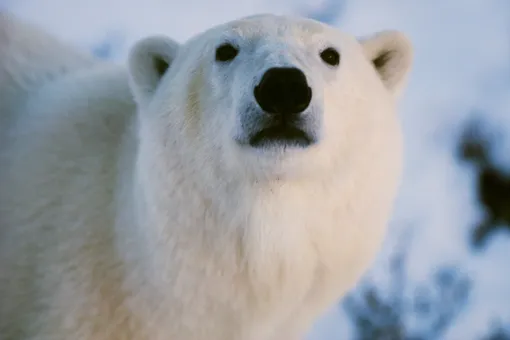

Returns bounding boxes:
[215,43,239,62]
[320,47,340,66]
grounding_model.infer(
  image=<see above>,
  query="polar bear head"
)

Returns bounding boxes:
[128,14,412,185]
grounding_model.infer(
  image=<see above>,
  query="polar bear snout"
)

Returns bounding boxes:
[236,67,318,149]
[254,67,312,117]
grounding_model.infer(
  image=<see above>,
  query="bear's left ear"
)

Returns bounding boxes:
[359,30,413,97]
[128,35,180,106]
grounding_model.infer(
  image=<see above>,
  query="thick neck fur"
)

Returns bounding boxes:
[115,115,352,338]
[111,91,400,338]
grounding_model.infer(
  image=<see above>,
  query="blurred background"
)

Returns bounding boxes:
[1,0,509,339]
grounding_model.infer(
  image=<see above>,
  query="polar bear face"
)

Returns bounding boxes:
[128,14,412,183]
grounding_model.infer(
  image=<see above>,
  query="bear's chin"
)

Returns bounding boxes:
[232,144,324,181]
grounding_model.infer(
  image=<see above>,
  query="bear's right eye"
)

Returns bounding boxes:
[320,47,340,67]
[215,43,239,62]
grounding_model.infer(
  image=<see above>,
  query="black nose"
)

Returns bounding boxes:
[254,67,312,117]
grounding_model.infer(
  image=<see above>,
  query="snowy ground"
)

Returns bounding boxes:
[2,0,510,338]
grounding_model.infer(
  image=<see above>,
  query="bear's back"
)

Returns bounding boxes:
[0,14,139,338]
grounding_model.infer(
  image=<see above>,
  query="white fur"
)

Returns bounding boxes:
[0,13,413,340]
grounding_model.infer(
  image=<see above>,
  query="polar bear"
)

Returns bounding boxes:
[0,12,413,340]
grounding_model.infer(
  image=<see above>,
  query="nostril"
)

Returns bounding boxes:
[254,67,312,116]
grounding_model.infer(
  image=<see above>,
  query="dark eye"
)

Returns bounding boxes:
[215,43,239,62]
[320,47,340,66]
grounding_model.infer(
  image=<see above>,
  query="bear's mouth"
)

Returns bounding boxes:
[249,125,313,148]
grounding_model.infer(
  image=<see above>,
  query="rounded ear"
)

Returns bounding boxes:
[128,35,180,106]
[360,30,413,97]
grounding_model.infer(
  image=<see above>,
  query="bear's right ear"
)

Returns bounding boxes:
[359,30,413,98]
[128,36,180,106]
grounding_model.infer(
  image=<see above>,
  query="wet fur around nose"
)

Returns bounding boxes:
[237,103,321,148]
